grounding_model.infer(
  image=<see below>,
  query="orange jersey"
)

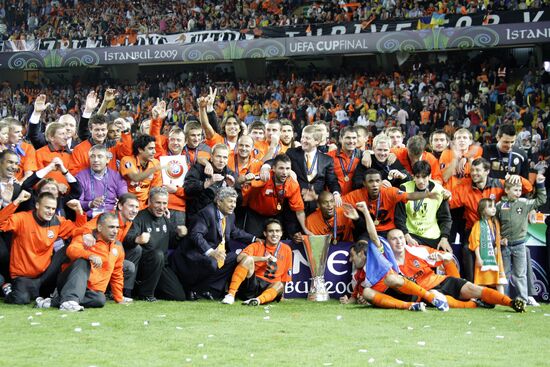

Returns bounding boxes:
[393,147,443,183]
[35,144,72,186]
[13,141,37,181]
[0,203,87,278]
[450,177,532,229]
[150,117,169,157]
[247,175,304,216]
[398,246,447,290]
[439,145,483,191]
[204,133,238,154]
[228,154,263,202]
[119,155,162,209]
[65,236,125,302]
[327,148,361,195]
[305,206,354,241]
[343,186,408,232]
[69,134,132,175]
[242,241,292,283]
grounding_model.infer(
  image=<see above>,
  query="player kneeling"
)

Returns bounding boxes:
[221,219,292,306]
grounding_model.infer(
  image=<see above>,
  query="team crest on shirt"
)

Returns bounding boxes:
[513,157,520,165]
[265,189,273,195]
[516,207,523,214]
[146,227,152,233]
[112,248,119,257]
[489,194,496,200]
[491,161,500,170]
[125,162,133,169]
[162,224,167,232]
[413,260,420,268]
[47,230,55,239]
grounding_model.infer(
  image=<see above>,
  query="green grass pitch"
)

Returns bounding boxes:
[1,299,549,367]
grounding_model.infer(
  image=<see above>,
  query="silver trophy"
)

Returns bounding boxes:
[303,235,332,302]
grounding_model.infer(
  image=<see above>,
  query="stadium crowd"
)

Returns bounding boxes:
[0,0,547,43]
[0,56,548,312]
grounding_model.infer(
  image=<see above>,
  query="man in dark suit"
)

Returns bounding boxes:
[261,125,341,240]
[184,143,237,219]
[171,187,255,300]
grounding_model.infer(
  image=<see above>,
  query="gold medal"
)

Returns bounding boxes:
[332,238,338,245]
[135,186,141,192]
[344,176,349,182]
[373,219,380,226]
[276,203,282,211]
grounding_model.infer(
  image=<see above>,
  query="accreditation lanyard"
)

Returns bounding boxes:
[184,145,197,166]
[413,189,426,213]
[273,178,285,211]
[372,194,381,225]
[90,170,109,205]
[224,137,238,154]
[338,149,357,181]
[497,150,512,173]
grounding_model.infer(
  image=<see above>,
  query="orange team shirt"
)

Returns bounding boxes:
[14,141,37,181]
[119,155,162,209]
[65,236,125,302]
[35,145,72,187]
[247,174,304,216]
[204,133,238,152]
[468,219,505,287]
[327,149,361,195]
[69,134,132,175]
[450,177,532,230]
[228,154,263,201]
[392,147,443,183]
[398,246,449,290]
[343,186,408,232]
[84,211,133,242]
[0,203,87,278]
[242,241,292,283]
[439,145,483,191]
[305,206,354,241]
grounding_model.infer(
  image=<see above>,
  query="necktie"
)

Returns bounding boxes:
[217,217,226,268]
[306,154,312,170]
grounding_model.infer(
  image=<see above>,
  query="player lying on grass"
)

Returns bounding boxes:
[339,201,449,311]
[387,228,525,312]
[221,219,292,306]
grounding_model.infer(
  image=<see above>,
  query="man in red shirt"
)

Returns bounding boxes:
[221,219,292,306]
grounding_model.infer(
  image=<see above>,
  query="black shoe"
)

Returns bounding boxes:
[199,291,215,301]
[186,291,199,301]
[474,298,495,309]
[511,297,526,313]
[137,295,158,302]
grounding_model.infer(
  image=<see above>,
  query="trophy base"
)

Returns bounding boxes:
[307,292,330,302]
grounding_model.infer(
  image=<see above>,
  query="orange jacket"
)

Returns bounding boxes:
[0,203,87,278]
[65,235,125,302]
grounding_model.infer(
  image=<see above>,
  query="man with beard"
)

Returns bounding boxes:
[123,187,186,302]
[221,219,292,306]
[120,135,162,209]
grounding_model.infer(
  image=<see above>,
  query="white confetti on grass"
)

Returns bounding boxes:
[323,363,333,366]
[35,312,42,316]
[368,358,375,363]
[197,344,204,348]
[30,322,40,326]
[157,314,166,318]
[176,326,183,330]
[250,354,254,358]
[417,341,426,346]
[396,359,404,364]
[468,321,472,325]
[143,321,149,326]
[202,355,208,360]
[358,349,368,353]
[0,315,4,319]
[264,316,270,320]
[27,316,33,320]
[423,325,431,328]
[74,327,82,332]
[185,358,191,363]
[60,314,67,318]
[496,335,505,339]
[336,315,342,320]
[466,331,472,335]
[91,322,100,327]
[407,326,413,330]
[413,364,425,367]
[207,334,214,338]
[394,340,400,344]
[544,314,550,317]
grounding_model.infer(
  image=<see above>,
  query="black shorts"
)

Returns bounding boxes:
[384,287,416,303]
[236,275,281,301]
[433,277,468,299]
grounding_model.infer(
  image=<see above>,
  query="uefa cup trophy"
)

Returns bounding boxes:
[303,234,332,302]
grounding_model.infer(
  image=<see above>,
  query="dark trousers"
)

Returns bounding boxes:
[123,245,142,293]
[52,258,106,308]
[461,228,475,283]
[134,248,186,301]
[5,247,67,305]
[171,250,238,299]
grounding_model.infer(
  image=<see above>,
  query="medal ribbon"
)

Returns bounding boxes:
[338,149,357,180]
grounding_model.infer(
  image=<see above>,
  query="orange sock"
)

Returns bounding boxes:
[258,288,279,305]
[396,278,435,303]
[444,262,461,278]
[372,293,412,309]
[228,265,248,296]
[446,295,476,308]
[481,287,511,306]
